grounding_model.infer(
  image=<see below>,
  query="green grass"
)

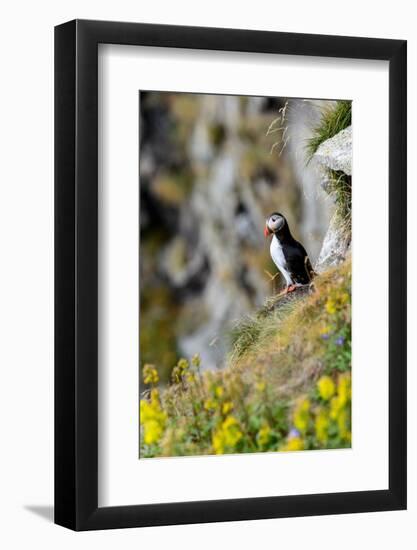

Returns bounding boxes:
[228,290,304,360]
[326,170,352,235]
[306,100,352,160]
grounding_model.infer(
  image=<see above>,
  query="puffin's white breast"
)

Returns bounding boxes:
[270,236,293,286]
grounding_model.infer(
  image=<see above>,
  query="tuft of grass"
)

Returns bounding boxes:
[229,315,264,359]
[326,170,352,236]
[229,291,304,360]
[306,100,352,160]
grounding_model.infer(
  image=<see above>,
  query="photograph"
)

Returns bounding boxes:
[139,91,352,458]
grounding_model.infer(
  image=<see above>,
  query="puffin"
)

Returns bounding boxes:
[264,212,315,293]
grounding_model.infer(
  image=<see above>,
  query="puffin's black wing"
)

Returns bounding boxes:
[283,240,314,285]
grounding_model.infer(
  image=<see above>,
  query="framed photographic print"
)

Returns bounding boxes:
[55,20,407,530]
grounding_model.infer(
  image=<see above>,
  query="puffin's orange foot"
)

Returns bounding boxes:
[278,285,297,296]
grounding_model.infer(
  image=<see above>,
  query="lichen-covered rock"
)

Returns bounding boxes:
[314,126,352,176]
[316,213,351,270]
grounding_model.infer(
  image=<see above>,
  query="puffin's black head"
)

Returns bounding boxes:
[264,212,287,237]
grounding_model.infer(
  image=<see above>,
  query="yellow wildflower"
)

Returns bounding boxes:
[330,395,343,420]
[212,416,243,454]
[222,401,234,415]
[285,437,304,451]
[214,386,224,398]
[142,363,159,385]
[281,432,304,452]
[171,358,190,383]
[317,375,336,401]
[326,373,351,440]
[293,398,311,434]
[185,372,196,384]
[255,381,266,392]
[204,398,217,411]
[315,408,330,443]
[140,390,167,445]
[142,419,164,445]
[337,372,351,406]
[171,366,181,384]
[191,353,201,368]
[222,416,242,446]
[257,424,271,447]
[337,409,349,440]
[177,358,189,372]
[325,298,337,315]
[212,432,224,454]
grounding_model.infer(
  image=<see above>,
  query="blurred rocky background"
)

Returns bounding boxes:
[139,92,337,379]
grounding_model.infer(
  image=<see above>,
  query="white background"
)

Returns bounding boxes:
[99,46,389,506]
[0,1,415,548]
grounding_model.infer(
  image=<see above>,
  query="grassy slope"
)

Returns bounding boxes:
[140,259,351,457]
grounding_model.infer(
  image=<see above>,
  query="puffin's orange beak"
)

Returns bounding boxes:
[264,225,271,237]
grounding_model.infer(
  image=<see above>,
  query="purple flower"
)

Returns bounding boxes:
[321,333,330,340]
[335,336,345,346]
[289,428,301,439]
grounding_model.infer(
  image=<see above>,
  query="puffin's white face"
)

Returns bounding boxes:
[264,213,285,236]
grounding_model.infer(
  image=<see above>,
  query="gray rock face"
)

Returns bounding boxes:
[314,125,352,270]
[314,126,352,176]
[316,214,350,269]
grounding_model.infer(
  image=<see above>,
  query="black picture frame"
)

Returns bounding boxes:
[55,19,407,531]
